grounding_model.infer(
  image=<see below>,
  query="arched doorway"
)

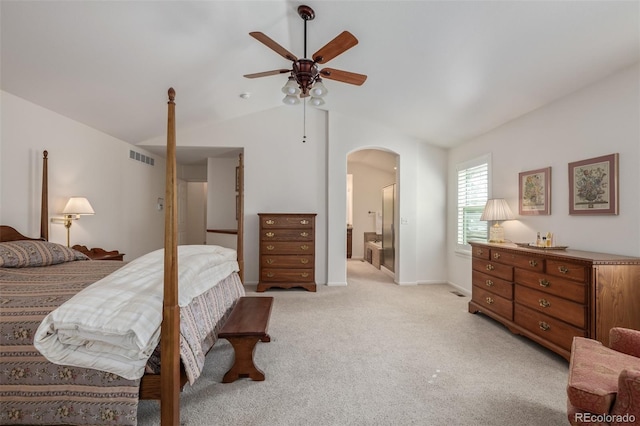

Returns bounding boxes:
[346,148,399,279]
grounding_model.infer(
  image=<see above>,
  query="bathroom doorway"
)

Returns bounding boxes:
[346,149,399,279]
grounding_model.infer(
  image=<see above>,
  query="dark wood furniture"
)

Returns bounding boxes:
[72,244,124,261]
[347,226,352,258]
[469,241,640,360]
[219,297,273,383]
[257,213,317,292]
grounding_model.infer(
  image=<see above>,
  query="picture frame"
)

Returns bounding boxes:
[569,153,618,215]
[519,167,551,215]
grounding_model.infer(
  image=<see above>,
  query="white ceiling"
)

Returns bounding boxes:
[2,1,638,159]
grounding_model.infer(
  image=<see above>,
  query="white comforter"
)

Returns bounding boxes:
[34,245,239,380]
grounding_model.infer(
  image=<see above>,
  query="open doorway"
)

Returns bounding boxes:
[347,149,399,280]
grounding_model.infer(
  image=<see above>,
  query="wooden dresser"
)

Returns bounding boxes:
[257,213,316,292]
[468,241,640,360]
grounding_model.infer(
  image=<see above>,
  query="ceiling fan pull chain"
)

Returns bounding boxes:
[303,100,307,143]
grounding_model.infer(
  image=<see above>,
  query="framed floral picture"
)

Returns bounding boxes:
[519,167,551,215]
[569,153,618,215]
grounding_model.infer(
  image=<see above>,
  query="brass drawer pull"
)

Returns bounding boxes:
[266,272,274,278]
[265,219,275,225]
[485,280,494,287]
[493,252,501,259]
[266,232,275,238]
[300,245,309,250]
[486,264,494,271]
[538,321,551,331]
[529,260,538,267]
[485,297,494,305]
[558,266,569,274]
[301,272,309,278]
[300,258,309,264]
[266,259,274,264]
[477,249,484,256]
[539,279,550,287]
[266,245,275,251]
[538,299,551,308]
[300,232,309,237]
[300,219,309,225]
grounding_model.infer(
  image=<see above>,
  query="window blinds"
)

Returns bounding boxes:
[457,162,488,245]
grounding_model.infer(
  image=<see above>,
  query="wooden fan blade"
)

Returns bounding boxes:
[250,32,297,61]
[313,31,358,64]
[319,68,367,86]
[244,69,291,79]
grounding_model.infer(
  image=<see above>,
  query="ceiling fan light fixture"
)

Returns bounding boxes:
[309,97,325,107]
[282,94,301,105]
[281,77,301,95]
[309,79,328,97]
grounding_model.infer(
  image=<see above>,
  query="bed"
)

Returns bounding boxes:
[0,89,241,425]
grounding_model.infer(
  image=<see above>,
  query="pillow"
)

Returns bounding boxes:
[0,240,89,268]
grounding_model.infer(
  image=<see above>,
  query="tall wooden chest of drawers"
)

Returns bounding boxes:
[257,213,317,292]
[469,241,640,360]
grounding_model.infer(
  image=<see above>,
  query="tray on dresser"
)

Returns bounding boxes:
[514,242,568,250]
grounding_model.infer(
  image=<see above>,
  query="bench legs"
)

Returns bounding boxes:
[222,334,270,383]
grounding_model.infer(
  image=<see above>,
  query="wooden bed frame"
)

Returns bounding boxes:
[0,89,192,425]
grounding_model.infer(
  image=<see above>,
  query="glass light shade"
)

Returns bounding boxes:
[309,80,328,97]
[282,94,300,105]
[281,77,301,96]
[309,97,325,107]
[63,197,95,215]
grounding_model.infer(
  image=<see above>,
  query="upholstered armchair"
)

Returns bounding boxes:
[567,328,640,425]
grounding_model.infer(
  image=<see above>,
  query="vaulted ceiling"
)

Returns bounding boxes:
[2,1,638,154]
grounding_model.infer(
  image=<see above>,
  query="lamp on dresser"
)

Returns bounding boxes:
[480,198,514,243]
[52,197,95,247]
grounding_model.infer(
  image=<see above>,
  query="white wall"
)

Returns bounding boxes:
[141,106,328,285]
[447,63,640,294]
[327,112,448,286]
[1,91,166,260]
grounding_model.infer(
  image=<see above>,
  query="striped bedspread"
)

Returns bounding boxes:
[0,259,244,425]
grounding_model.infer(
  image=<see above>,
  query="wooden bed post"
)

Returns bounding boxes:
[161,88,180,426]
[237,153,244,282]
[41,151,49,241]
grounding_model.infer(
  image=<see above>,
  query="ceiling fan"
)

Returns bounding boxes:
[244,4,367,106]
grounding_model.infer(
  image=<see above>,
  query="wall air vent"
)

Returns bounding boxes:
[129,149,154,166]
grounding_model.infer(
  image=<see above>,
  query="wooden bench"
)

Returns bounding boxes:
[218,296,274,383]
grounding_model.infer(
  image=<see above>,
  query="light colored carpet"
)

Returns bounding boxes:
[137,259,569,426]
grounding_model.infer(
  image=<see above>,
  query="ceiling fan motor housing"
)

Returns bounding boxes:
[293,59,318,94]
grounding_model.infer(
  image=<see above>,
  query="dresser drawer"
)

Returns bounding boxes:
[472,286,513,320]
[472,245,490,260]
[514,304,586,352]
[472,258,513,281]
[261,229,313,241]
[260,215,314,229]
[515,269,586,303]
[261,255,314,269]
[472,271,513,300]
[546,259,587,283]
[261,268,314,282]
[515,286,586,328]
[491,250,545,273]
[261,241,315,255]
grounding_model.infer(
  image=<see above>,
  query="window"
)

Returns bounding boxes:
[457,155,490,248]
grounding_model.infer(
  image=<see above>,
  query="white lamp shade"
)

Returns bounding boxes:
[309,80,328,97]
[480,198,514,221]
[281,77,301,96]
[62,197,95,215]
[282,94,300,105]
[309,97,325,107]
